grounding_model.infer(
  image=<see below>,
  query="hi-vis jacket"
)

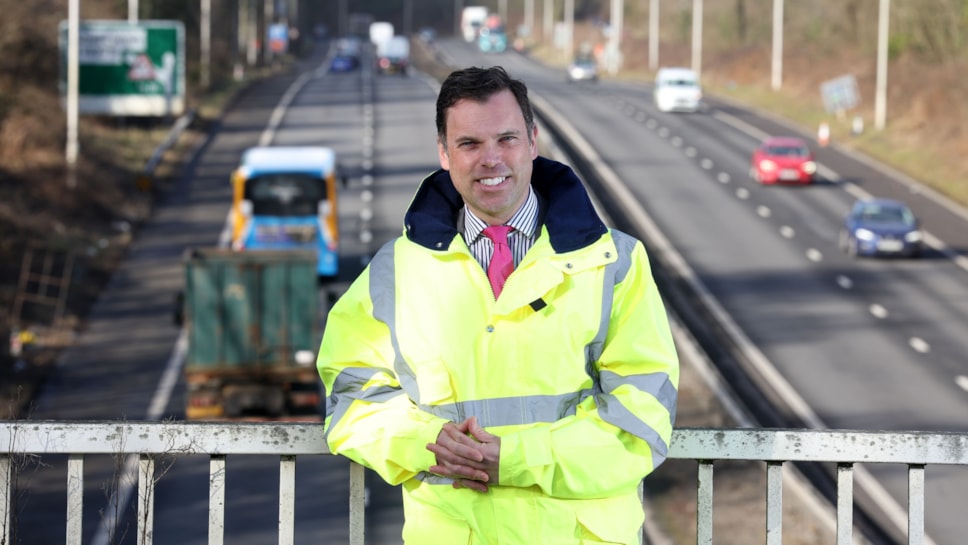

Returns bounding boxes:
[317,157,680,545]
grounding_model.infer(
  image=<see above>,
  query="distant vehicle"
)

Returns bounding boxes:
[653,67,702,113]
[335,36,362,59]
[229,146,342,278]
[418,27,437,43]
[329,53,358,72]
[478,14,508,53]
[376,35,410,75]
[750,136,817,184]
[461,6,488,43]
[839,198,923,258]
[566,55,599,83]
[178,248,322,420]
[368,21,394,50]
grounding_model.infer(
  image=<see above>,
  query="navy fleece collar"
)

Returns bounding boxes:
[403,156,607,253]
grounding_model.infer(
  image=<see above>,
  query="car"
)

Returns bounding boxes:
[839,198,923,258]
[566,55,599,83]
[750,136,817,184]
[329,54,358,73]
[653,67,702,112]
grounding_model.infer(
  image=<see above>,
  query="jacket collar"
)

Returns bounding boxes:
[404,156,607,254]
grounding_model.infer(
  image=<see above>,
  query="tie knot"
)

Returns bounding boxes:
[482,225,513,245]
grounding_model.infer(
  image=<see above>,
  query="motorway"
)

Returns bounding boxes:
[13,37,968,545]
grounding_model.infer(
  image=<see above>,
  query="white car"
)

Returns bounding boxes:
[653,67,702,113]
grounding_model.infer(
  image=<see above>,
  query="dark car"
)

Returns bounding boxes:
[329,54,358,72]
[750,136,817,184]
[839,198,923,258]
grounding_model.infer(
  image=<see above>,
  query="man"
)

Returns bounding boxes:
[317,66,679,544]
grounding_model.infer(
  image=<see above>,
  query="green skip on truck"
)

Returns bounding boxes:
[176,248,323,420]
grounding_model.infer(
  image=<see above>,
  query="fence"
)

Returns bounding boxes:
[1,422,966,545]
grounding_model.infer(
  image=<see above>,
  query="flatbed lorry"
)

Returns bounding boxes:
[177,248,323,420]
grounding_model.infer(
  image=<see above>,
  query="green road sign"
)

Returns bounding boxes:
[59,20,185,117]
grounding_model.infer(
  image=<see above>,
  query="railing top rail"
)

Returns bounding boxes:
[0,421,331,455]
[1,422,966,465]
[670,427,968,465]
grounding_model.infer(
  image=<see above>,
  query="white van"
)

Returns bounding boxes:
[653,67,702,113]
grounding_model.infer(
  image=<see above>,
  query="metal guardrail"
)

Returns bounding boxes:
[1,423,966,545]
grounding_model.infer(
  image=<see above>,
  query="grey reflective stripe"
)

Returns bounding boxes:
[367,243,423,403]
[598,368,677,467]
[600,369,677,419]
[325,367,404,443]
[595,392,670,470]
[415,472,456,486]
[417,389,596,427]
[585,230,634,373]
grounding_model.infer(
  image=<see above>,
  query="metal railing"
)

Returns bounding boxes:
[1,422,966,545]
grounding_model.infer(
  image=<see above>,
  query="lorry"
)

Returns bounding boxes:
[376,35,410,75]
[461,6,488,42]
[177,248,323,420]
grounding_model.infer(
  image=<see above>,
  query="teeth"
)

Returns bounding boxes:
[480,177,505,186]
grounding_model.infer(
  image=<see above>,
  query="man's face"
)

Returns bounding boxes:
[438,89,538,226]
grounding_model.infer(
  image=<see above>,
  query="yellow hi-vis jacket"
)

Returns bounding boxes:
[317,157,679,544]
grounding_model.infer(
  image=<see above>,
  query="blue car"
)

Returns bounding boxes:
[840,198,923,258]
[329,54,358,73]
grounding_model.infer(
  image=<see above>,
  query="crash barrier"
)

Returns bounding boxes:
[1,422,965,545]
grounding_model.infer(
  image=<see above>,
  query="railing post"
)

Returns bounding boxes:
[696,460,714,545]
[209,455,226,545]
[349,462,366,545]
[765,461,783,545]
[279,455,297,545]
[836,463,854,545]
[908,464,925,545]
[67,454,84,545]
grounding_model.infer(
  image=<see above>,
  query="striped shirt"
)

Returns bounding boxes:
[464,187,540,271]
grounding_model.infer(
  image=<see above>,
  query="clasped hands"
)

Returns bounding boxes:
[426,416,500,493]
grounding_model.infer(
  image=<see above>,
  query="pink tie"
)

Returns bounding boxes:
[483,225,514,298]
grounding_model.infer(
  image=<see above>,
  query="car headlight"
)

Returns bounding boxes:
[759,159,777,172]
[802,161,817,174]
[905,230,923,242]
[855,228,875,241]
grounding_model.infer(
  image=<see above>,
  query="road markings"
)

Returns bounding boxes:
[736,187,750,200]
[869,304,889,319]
[806,248,823,262]
[757,206,771,218]
[780,226,795,238]
[955,375,968,393]
[836,275,853,289]
[909,337,931,353]
[717,172,731,184]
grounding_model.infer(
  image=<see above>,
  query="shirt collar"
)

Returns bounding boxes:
[464,186,539,243]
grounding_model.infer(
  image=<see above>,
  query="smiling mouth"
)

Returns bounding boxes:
[479,176,508,187]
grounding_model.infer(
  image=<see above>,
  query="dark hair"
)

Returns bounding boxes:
[435,66,535,144]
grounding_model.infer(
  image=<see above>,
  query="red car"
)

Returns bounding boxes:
[750,136,817,184]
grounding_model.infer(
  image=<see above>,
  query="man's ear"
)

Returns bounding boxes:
[529,125,539,158]
[438,141,450,170]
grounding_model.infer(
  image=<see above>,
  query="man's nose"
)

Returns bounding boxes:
[480,142,501,168]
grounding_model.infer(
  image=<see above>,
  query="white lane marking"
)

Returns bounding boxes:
[909,337,931,353]
[700,158,713,169]
[736,187,750,200]
[780,225,795,238]
[757,206,771,218]
[869,304,888,319]
[955,375,968,393]
[806,248,823,262]
[717,172,731,184]
[836,275,853,289]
